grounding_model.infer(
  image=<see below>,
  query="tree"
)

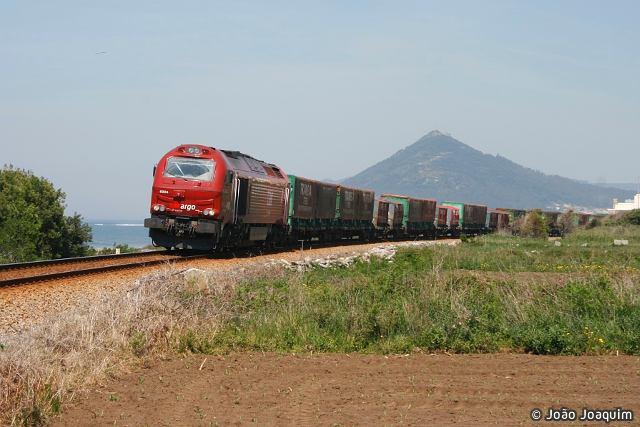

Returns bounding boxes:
[0,166,92,263]
[520,209,549,238]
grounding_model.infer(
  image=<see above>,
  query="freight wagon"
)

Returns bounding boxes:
[441,202,487,235]
[287,175,338,241]
[435,205,460,237]
[372,199,405,236]
[381,194,437,238]
[497,208,526,224]
[335,184,376,239]
[288,177,375,241]
[486,209,510,231]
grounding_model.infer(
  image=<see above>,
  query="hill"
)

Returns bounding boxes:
[342,131,632,209]
[593,182,639,192]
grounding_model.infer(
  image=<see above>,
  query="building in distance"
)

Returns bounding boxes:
[609,194,640,213]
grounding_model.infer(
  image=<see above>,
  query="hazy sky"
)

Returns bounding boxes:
[2,1,639,219]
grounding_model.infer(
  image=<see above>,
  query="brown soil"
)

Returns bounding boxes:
[54,353,640,426]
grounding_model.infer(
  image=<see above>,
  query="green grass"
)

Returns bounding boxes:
[437,225,640,273]
[184,227,640,355]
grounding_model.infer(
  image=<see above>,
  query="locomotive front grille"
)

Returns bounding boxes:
[171,217,195,236]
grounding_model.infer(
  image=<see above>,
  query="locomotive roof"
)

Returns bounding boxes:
[220,149,279,168]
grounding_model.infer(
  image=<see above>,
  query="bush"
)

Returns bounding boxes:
[610,210,640,226]
[559,210,576,234]
[585,218,601,229]
[519,210,548,238]
[0,166,92,263]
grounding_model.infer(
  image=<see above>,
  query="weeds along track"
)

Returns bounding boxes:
[0,251,207,287]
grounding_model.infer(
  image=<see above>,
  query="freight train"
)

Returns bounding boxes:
[143,145,560,250]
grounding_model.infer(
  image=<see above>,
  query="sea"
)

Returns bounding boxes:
[89,220,151,249]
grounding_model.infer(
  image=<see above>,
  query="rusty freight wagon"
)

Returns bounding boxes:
[387,201,404,235]
[381,194,437,238]
[287,175,338,241]
[441,202,487,235]
[336,185,375,239]
[486,209,510,231]
[436,205,460,237]
[498,208,526,229]
[373,200,390,229]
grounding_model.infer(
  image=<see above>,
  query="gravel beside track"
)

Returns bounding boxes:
[0,239,459,334]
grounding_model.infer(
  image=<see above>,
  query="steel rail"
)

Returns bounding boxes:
[0,254,207,288]
[0,250,175,273]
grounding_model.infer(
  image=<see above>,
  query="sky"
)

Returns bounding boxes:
[1,1,639,219]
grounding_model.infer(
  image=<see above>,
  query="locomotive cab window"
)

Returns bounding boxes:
[163,157,214,181]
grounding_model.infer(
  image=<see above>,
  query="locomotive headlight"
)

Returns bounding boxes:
[153,204,166,212]
[203,208,214,216]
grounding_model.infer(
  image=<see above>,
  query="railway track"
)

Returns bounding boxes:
[0,235,458,288]
[0,251,208,287]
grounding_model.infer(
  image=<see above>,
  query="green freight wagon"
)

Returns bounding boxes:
[441,202,487,235]
[380,194,437,237]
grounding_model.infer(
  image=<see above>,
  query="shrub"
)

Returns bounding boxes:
[510,216,525,235]
[615,210,640,226]
[519,210,548,238]
[585,218,601,229]
[558,210,576,234]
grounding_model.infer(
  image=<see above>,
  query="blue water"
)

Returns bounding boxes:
[89,220,151,249]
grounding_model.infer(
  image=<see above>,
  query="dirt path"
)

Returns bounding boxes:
[54,353,640,426]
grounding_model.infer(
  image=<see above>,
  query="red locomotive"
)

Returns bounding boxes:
[144,145,289,250]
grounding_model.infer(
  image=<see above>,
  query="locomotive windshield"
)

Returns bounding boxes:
[163,157,214,181]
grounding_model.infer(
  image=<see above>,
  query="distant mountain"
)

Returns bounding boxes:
[342,131,633,210]
[593,182,639,193]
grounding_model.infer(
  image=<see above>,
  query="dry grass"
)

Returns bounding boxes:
[0,265,284,426]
